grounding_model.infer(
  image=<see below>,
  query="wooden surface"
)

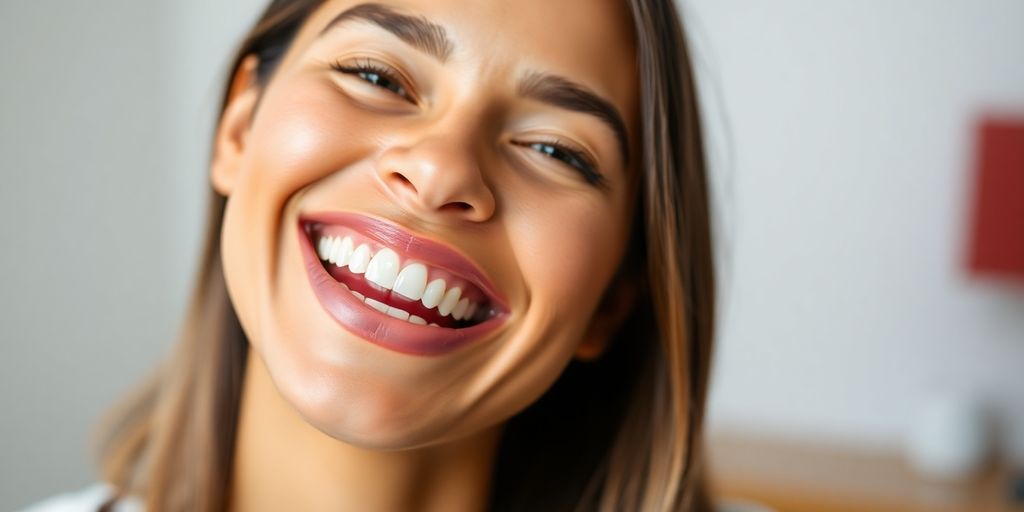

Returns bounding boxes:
[707,434,1023,512]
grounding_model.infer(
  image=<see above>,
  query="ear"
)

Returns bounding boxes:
[211,54,261,196]
[575,271,640,361]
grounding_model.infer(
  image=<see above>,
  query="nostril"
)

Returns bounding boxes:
[435,202,473,215]
[388,172,418,193]
[380,165,492,219]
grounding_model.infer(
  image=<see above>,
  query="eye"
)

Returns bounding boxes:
[330,58,413,102]
[515,140,606,187]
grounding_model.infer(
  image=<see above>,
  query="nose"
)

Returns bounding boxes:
[374,133,496,223]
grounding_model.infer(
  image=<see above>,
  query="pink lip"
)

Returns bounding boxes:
[297,212,509,356]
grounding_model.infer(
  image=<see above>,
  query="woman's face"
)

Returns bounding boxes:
[214,0,638,448]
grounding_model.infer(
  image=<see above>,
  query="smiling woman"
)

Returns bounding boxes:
[32,0,715,511]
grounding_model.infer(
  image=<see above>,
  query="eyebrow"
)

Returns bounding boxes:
[319,3,630,165]
[518,72,631,164]
[319,3,453,62]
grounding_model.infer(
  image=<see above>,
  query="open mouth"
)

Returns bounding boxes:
[308,225,498,329]
[297,212,509,356]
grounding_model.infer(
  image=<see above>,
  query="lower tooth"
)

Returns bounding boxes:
[364,298,389,313]
[345,283,430,323]
[386,307,410,320]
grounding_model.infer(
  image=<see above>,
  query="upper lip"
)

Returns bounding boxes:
[299,211,509,311]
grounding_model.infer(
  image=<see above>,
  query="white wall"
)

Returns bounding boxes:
[159,0,269,288]
[0,2,169,509]
[687,0,1024,457]
[0,1,264,509]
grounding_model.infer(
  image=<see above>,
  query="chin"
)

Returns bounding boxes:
[299,397,468,451]
[264,347,468,450]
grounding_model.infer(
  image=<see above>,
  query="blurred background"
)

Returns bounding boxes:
[1,0,1022,510]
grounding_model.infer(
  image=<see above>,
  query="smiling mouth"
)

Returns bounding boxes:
[307,226,498,329]
[297,212,509,356]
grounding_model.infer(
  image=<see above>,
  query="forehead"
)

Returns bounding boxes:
[291,0,639,131]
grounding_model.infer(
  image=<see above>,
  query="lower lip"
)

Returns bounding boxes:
[297,221,508,356]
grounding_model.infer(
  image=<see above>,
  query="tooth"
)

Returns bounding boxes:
[335,237,354,267]
[365,248,400,289]
[327,237,338,261]
[438,287,462,316]
[409,315,426,325]
[386,306,410,320]
[364,297,389,313]
[452,298,470,320]
[428,323,440,327]
[465,302,478,320]
[350,290,365,300]
[393,264,427,300]
[421,279,446,309]
[327,237,341,264]
[348,244,371,273]
[317,236,330,260]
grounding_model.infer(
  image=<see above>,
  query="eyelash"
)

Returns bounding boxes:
[514,140,605,187]
[329,59,606,188]
[330,58,412,101]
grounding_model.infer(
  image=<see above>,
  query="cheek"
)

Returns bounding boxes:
[221,81,371,341]
[456,194,631,439]
[512,194,628,323]
[244,79,381,193]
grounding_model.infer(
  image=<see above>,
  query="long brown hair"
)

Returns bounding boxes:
[95,1,715,510]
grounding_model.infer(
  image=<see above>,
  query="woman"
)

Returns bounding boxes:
[29,0,715,510]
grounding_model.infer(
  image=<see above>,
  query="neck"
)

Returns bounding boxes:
[229,351,502,512]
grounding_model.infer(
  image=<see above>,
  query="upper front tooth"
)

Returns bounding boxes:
[421,279,446,309]
[438,286,462,316]
[365,248,400,289]
[326,237,340,264]
[393,263,427,300]
[348,244,371,273]
[335,237,354,267]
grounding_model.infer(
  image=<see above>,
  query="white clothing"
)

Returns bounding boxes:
[17,484,142,512]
